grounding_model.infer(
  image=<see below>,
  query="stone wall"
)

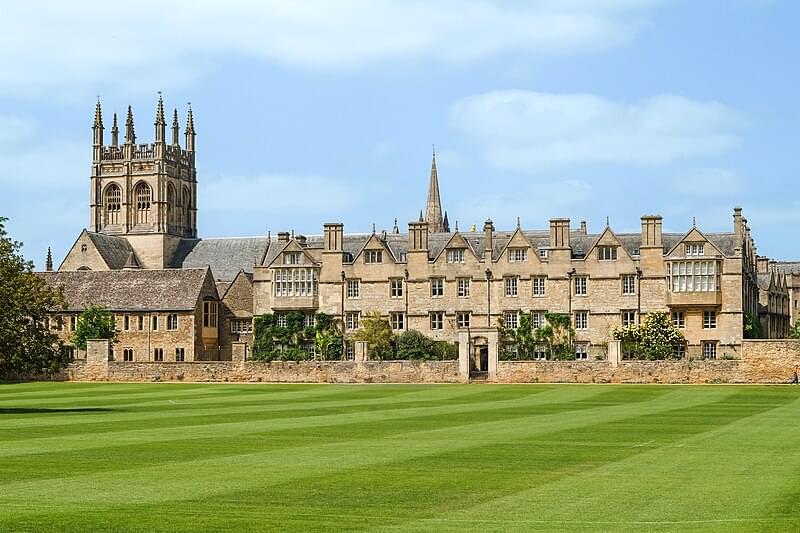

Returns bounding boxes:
[493,360,746,384]
[66,359,463,383]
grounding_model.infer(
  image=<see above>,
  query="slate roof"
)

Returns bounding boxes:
[38,268,213,312]
[774,262,800,274]
[85,231,134,270]
[255,227,741,265]
[176,237,269,281]
[757,273,773,291]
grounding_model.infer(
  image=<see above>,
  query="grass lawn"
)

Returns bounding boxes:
[1,383,799,532]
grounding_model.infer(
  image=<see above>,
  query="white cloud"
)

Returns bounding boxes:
[450,91,742,170]
[0,1,659,95]
[202,173,359,215]
[0,140,86,190]
[669,168,743,196]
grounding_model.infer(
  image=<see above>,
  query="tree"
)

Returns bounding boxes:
[789,320,800,339]
[71,305,117,350]
[743,313,763,339]
[612,311,685,360]
[353,311,395,360]
[0,216,69,376]
[314,315,343,360]
[395,330,436,360]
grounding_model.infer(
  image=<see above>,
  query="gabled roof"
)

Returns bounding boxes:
[583,226,635,261]
[263,239,318,268]
[665,227,725,257]
[38,268,215,312]
[351,233,398,263]
[177,237,268,281]
[431,232,482,263]
[79,230,135,270]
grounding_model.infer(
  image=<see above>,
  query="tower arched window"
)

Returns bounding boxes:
[182,186,190,229]
[135,183,152,225]
[167,183,176,226]
[104,184,121,226]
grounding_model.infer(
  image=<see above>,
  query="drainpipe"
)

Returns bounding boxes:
[636,266,643,324]
[404,268,409,330]
[340,270,346,360]
[485,268,493,327]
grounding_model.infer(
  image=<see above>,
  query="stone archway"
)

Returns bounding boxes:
[458,328,499,381]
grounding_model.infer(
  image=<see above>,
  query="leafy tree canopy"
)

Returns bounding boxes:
[353,312,394,360]
[0,217,69,376]
[71,305,117,350]
[612,311,685,360]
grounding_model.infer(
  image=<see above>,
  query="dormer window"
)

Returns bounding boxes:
[283,252,301,265]
[508,248,527,263]
[364,250,383,264]
[343,252,354,263]
[598,246,617,261]
[447,249,465,263]
[685,243,704,256]
[538,248,548,259]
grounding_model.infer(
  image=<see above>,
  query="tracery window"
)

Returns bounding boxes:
[104,184,121,225]
[135,183,152,224]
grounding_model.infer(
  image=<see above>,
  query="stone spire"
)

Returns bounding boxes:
[45,247,53,272]
[424,146,444,233]
[92,99,104,160]
[154,93,166,144]
[185,103,196,152]
[124,105,136,144]
[111,113,119,147]
[171,109,180,147]
[443,211,450,232]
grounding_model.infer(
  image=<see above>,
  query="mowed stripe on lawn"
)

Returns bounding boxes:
[0,384,797,532]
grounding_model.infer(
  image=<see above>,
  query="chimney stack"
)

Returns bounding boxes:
[549,218,570,249]
[277,231,290,243]
[640,215,663,248]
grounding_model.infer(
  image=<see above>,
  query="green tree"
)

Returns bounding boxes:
[353,311,395,360]
[71,305,118,350]
[395,330,436,360]
[314,315,343,360]
[0,217,69,376]
[743,313,763,339]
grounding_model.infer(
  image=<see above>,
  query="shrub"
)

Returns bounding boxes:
[353,312,395,360]
[252,312,341,361]
[612,311,685,360]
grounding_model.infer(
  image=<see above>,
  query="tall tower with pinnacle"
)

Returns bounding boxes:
[88,95,198,268]
[424,146,445,233]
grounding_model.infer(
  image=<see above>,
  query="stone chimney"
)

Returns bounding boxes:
[409,220,429,252]
[277,231,290,243]
[549,218,570,249]
[756,256,770,273]
[640,215,663,248]
[323,223,343,252]
[579,221,587,235]
[296,235,307,246]
[483,219,494,262]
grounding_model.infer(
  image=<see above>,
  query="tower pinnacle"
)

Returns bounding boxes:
[111,113,119,147]
[154,93,166,144]
[45,247,53,272]
[171,108,180,146]
[185,103,196,152]
[124,105,136,144]
[424,147,444,232]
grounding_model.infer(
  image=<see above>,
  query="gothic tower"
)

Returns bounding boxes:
[89,96,198,268]
[424,147,445,233]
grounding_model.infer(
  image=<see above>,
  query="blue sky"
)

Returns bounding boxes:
[1,0,798,269]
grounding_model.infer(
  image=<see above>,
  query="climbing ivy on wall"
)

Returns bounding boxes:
[251,312,342,361]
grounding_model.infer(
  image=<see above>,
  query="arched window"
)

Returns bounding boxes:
[182,186,190,229]
[167,183,176,226]
[104,184,121,226]
[135,183,152,225]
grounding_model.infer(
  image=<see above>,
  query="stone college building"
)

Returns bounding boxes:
[42,98,792,364]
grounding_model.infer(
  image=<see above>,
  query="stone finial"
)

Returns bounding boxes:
[45,247,53,272]
[111,113,119,147]
[392,218,399,234]
[154,93,166,144]
[92,99,104,146]
[172,109,180,146]
[185,103,196,152]
[124,105,136,144]
[516,216,521,230]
